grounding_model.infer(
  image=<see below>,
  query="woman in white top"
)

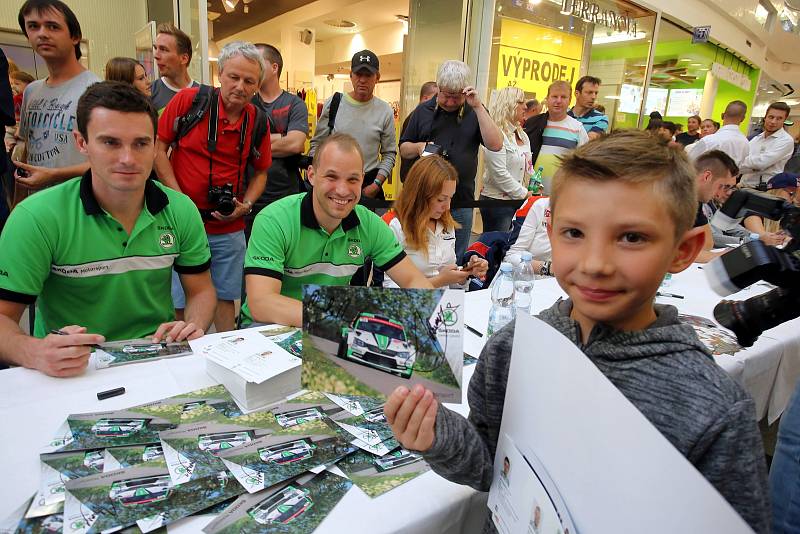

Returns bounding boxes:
[479,86,533,232]
[384,156,488,288]
[504,197,552,274]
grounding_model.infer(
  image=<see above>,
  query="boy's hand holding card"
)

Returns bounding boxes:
[384,384,438,452]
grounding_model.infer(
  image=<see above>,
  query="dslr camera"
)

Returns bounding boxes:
[208,183,236,216]
[706,189,800,346]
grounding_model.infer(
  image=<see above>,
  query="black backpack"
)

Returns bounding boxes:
[171,84,269,178]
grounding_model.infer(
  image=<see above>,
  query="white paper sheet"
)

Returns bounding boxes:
[494,314,754,533]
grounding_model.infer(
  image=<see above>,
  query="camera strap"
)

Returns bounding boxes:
[206,90,249,200]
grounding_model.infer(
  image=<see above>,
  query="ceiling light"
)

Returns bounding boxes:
[690,63,703,66]
[223,0,238,13]
[324,19,357,28]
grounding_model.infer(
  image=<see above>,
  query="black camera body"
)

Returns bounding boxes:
[208,183,236,216]
[707,189,800,346]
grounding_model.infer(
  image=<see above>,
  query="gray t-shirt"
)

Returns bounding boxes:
[252,90,309,206]
[150,77,198,114]
[309,93,396,177]
[19,69,99,169]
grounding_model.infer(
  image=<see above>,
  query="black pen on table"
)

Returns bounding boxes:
[464,323,484,338]
[49,329,103,349]
[656,291,684,299]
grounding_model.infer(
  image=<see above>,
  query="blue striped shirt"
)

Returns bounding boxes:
[568,108,609,135]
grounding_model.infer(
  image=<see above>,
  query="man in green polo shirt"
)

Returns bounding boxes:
[243,132,432,327]
[0,82,216,377]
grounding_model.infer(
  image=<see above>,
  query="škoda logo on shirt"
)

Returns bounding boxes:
[159,232,175,249]
[347,243,362,258]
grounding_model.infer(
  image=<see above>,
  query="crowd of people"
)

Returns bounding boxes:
[1,1,800,532]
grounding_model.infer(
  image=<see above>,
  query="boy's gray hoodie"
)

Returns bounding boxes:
[422,300,769,533]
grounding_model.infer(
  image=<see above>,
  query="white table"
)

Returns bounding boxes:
[0,356,487,533]
[464,265,800,424]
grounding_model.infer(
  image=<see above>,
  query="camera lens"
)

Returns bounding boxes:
[217,196,236,216]
[714,287,799,347]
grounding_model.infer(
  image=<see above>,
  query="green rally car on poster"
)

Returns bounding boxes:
[337,313,416,379]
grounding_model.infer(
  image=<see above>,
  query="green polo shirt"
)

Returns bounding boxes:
[240,193,405,324]
[0,172,211,340]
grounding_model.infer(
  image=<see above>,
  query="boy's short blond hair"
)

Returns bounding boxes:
[550,129,697,238]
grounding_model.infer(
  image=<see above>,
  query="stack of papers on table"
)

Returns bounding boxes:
[189,328,302,412]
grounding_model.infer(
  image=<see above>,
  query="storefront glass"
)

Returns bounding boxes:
[642,18,759,133]
[486,0,657,129]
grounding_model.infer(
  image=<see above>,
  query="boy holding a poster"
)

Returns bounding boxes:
[384,130,769,533]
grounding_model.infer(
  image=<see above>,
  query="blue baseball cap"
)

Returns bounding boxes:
[767,172,799,190]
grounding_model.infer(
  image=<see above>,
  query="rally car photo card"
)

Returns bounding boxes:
[159,420,279,486]
[202,470,352,534]
[43,408,178,454]
[301,286,464,403]
[34,449,107,509]
[257,324,304,358]
[217,419,355,494]
[63,462,242,534]
[94,339,192,369]
[103,444,166,472]
[337,448,431,499]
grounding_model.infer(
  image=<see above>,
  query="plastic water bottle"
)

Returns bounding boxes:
[487,262,516,337]
[528,166,544,194]
[513,252,535,315]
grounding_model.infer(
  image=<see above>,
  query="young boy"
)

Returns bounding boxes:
[385,130,770,533]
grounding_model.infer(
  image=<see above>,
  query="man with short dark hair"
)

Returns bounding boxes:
[692,150,739,263]
[400,59,502,259]
[567,75,608,139]
[12,0,100,200]
[310,49,396,203]
[0,82,215,377]
[739,102,794,188]
[247,43,309,232]
[151,23,197,114]
[155,41,271,332]
[686,100,750,167]
[242,133,432,328]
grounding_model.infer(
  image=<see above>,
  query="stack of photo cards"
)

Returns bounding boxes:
[94,339,192,369]
[301,286,464,403]
[190,329,302,412]
[203,469,352,533]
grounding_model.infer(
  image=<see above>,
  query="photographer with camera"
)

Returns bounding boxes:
[155,41,271,333]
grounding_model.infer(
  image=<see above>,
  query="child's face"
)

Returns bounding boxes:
[548,178,704,336]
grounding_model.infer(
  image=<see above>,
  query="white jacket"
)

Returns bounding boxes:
[480,130,531,200]
[504,197,551,267]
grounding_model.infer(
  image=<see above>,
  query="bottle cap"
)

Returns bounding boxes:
[749,233,760,241]
[499,262,513,272]
[521,252,533,261]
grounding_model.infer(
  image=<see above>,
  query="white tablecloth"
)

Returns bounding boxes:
[0,356,487,533]
[464,265,800,424]
[1,264,797,531]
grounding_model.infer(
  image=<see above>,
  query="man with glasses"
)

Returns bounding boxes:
[400,60,502,260]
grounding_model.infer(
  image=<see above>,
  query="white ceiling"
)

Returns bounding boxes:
[303,0,409,42]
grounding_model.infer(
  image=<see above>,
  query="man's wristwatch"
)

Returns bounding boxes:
[242,200,253,214]
[373,176,385,187]
[539,260,552,277]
